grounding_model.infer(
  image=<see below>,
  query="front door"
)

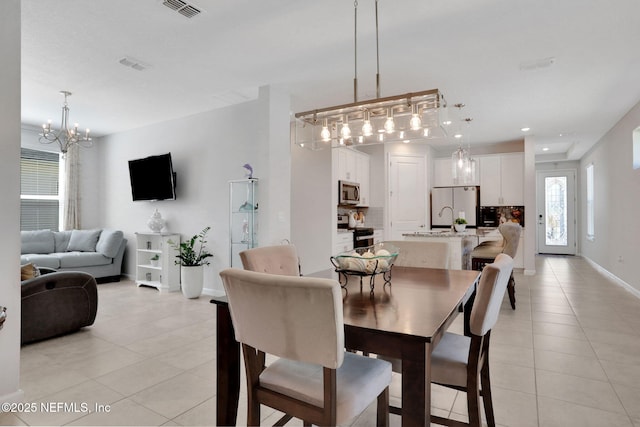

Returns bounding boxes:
[388,154,426,239]
[536,170,576,255]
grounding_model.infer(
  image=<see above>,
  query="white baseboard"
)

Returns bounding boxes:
[0,389,24,404]
[583,256,640,300]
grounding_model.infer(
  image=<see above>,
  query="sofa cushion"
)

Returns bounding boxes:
[20,263,40,281]
[67,229,102,252]
[21,230,55,254]
[58,252,112,268]
[20,254,61,269]
[53,231,72,252]
[95,229,124,258]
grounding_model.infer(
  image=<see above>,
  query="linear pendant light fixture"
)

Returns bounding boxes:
[294,0,454,149]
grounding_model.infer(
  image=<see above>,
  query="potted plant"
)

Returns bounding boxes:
[150,253,160,267]
[454,217,467,232]
[169,227,213,298]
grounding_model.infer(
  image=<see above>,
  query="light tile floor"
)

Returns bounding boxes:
[3,255,640,426]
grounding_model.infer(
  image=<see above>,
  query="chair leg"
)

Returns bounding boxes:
[507,273,516,310]
[247,398,260,426]
[480,361,496,427]
[376,387,390,427]
[466,385,482,427]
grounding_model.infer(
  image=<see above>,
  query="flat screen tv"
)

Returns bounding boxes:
[128,153,177,201]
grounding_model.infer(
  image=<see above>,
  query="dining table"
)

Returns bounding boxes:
[210,265,480,427]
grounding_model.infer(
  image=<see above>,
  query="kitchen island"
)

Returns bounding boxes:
[402,229,500,270]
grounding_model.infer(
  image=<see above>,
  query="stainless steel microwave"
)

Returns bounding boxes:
[338,180,360,205]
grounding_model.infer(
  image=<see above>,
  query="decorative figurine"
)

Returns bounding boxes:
[243,163,253,179]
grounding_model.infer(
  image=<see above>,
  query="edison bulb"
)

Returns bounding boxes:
[410,114,422,130]
[320,126,331,141]
[362,120,373,136]
[384,116,395,133]
[340,123,351,139]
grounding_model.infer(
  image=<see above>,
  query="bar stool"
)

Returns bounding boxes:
[471,222,521,309]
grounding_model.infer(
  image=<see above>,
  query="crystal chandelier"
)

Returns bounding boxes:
[39,91,92,155]
[293,0,452,149]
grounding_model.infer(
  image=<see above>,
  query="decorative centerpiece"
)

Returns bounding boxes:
[454,217,467,232]
[330,242,399,292]
[169,227,213,299]
[147,209,165,233]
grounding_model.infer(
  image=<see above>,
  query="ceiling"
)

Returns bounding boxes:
[21,0,640,161]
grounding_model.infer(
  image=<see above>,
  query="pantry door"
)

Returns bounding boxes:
[536,170,576,255]
[388,154,426,239]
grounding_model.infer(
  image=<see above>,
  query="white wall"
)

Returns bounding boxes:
[580,99,640,292]
[0,0,24,404]
[290,141,332,275]
[98,86,291,294]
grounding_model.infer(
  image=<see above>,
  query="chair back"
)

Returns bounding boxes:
[385,241,450,269]
[219,268,344,369]
[498,223,521,258]
[239,244,300,276]
[469,253,514,336]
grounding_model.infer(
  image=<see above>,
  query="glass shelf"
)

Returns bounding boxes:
[229,178,258,267]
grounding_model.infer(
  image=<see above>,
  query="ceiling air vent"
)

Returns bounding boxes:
[162,0,202,18]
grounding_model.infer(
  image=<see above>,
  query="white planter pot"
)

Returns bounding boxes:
[181,265,203,299]
[454,223,467,232]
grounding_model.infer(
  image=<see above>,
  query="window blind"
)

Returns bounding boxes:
[20,148,60,231]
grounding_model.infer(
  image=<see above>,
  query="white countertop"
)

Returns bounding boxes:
[402,228,501,238]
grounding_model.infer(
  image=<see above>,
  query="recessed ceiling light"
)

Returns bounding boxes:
[521,127,530,132]
[542,147,549,151]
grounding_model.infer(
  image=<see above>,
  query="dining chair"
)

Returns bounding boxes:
[385,240,450,269]
[470,222,521,309]
[219,268,392,427]
[430,253,514,427]
[239,244,301,276]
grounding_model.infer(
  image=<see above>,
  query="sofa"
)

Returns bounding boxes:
[21,267,98,345]
[21,229,126,282]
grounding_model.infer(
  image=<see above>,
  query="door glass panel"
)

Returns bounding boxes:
[545,176,567,246]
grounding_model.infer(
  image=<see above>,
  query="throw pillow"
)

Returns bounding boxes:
[67,229,102,252]
[95,229,124,258]
[20,263,40,281]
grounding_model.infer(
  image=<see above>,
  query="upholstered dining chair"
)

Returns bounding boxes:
[239,244,301,276]
[384,240,450,269]
[219,268,392,427]
[470,222,521,309]
[430,253,514,427]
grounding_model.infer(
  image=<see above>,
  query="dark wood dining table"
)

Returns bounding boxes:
[210,266,480,427]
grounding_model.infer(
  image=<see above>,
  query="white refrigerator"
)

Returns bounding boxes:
[431,186,479,227]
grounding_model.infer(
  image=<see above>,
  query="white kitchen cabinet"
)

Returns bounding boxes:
[334,231,354,254]
[135,232,181,292]
[433,158,454,187]
[479,153,523,206]
[356,153,370,207]
[373,229,384,244]
[433,157,478,187]
[336,148,370,207]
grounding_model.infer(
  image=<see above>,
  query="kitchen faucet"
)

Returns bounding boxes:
[438,205,454,230]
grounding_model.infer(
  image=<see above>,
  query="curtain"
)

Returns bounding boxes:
[63,144,80,230]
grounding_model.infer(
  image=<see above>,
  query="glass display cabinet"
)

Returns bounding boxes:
[229,178,258,267]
